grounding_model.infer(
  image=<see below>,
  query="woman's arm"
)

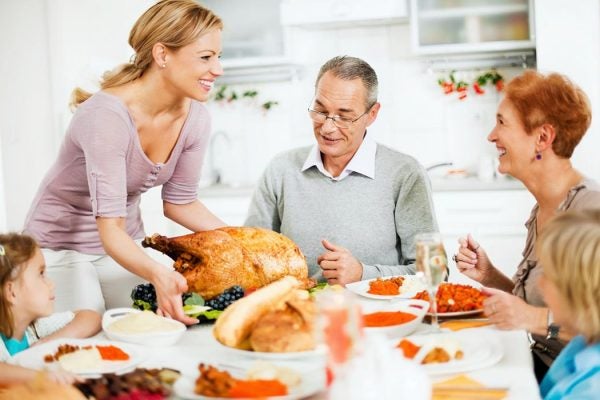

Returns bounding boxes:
[163,199,226,232]
[96,217,197,325]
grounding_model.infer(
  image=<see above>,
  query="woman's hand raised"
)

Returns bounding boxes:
[153,269,198,325]
[454,234,493,283]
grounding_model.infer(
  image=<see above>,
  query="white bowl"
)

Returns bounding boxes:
[361,299,429,338]
[102,307,186,347]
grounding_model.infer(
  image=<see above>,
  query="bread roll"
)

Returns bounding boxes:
[213,276,300,348]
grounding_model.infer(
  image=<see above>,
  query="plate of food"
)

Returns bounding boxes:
[12,338,145,376]
[216,342,328,361]
[393,329,503,375]
[345,275,427,300]
[361,299,430,338]
[412,283,485,317]
[174,361,325,400]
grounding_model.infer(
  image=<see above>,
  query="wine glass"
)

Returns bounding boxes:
[415,232,448,333]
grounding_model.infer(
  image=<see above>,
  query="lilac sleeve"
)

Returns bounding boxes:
[72,107,130,217]
[162,107,211,204]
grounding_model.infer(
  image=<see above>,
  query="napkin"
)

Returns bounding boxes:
[440,319,491,331]
[432,375,508,400]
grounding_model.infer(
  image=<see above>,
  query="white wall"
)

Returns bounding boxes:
[0,0,56,230]
[535,0,600,182]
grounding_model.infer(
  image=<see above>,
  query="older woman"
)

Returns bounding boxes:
[454,70,600,380]
[537,210,600,399]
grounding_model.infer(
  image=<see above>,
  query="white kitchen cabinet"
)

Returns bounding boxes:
[410,0,535,54]
[433,189,535,286]
[281,0,408,28]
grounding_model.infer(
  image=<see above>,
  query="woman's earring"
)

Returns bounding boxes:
[161,63,167,68]
[535,151,542,160]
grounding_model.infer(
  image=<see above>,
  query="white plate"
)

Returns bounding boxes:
[12,338,145,376]
[216,342,328,361]
[345,275,427,300]
[174,366,325,400]
[393,330,503,376]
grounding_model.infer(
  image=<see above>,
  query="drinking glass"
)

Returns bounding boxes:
[415,232,448,332]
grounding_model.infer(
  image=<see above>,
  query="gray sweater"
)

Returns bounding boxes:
[244,144,438,281]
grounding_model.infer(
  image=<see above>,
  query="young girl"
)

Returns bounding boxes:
[537,210,600,399]
[0,233,101,385]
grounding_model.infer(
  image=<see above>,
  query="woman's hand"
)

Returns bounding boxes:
[454,234,493,283]
[152,269,198,325]
[482,287,546,332]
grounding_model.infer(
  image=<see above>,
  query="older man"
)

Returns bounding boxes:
[245,56,438,285]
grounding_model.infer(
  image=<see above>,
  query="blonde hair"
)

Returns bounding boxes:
[537,210,600,342]
[0,233,38,338]
[505,70,592,158]
[70,0,222,109]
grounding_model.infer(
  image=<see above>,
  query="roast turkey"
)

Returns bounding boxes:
[142,227,309,299]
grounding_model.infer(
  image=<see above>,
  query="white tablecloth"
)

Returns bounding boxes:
[113,320,540,399]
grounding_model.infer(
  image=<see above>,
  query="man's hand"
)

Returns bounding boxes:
[317,239,362,286]
[153,269,198,325]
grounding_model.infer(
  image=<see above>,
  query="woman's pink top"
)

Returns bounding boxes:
[24,91,211,254]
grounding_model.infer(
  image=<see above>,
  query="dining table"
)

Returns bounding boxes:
[105,294,542,400]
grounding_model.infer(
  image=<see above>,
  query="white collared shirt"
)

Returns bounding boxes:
[301,132,376,181]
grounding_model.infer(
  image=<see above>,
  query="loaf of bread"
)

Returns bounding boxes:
[212,276,301,348]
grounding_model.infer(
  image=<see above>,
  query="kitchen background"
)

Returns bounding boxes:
[0,0,599,285]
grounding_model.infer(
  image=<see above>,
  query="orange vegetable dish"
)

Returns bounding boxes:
[413,283,484,313]
[396,338,420,359]
[363,311,416,327]
[367,277,405,295]
[195,363,288,398]
[96,345,130,361]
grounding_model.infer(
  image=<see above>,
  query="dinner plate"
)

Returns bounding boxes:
[429,309,484,318]
[216,342,328,361]
[394,329,503,376]
[12,338,145,376]
[345,275,427,300]
[174,365,325,400]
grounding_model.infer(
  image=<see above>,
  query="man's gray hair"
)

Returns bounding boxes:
[315,56,378,109]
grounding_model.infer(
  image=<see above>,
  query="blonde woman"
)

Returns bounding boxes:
[453,70,600,380]
[23,0,225,324]
[537,210,600,399]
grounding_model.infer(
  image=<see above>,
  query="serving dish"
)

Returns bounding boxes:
[102,307,186,346]
[361,299,429,338]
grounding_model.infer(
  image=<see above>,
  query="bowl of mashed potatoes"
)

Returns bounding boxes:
[102,308,186,346]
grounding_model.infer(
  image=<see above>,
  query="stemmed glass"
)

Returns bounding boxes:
[415,232,448,333]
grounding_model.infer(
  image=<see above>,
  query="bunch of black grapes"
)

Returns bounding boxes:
[131,283,244,311]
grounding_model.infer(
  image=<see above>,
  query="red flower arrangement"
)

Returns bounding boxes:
[438,70,504,100]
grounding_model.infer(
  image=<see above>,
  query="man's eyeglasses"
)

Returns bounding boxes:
[307,105,372,129]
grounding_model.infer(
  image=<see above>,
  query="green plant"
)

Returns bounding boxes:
[211,85,279,112]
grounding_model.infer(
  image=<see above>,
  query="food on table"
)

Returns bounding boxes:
[194,363,288,398]
[141,226,309,300]
[107,310,182,335]
[413,283,485,313]
[249,292,316,352]
[0,374,86,400]
[367,276,405,295]
[75,368,179,400]
[396,338,464,364]
[246,361,301,387]
[205,285,246,311]
[57,347,103,373]
[44,343,130,373]
[363,310,417,327]
[213,276,317,352]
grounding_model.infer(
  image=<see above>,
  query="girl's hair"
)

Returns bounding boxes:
[504,70,591,158]
[0,233,38,338]
[70,0,223,109]
[316,56,379,109]
[537,210,600,342]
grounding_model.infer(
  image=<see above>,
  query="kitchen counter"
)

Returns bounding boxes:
[197,177,525,198]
